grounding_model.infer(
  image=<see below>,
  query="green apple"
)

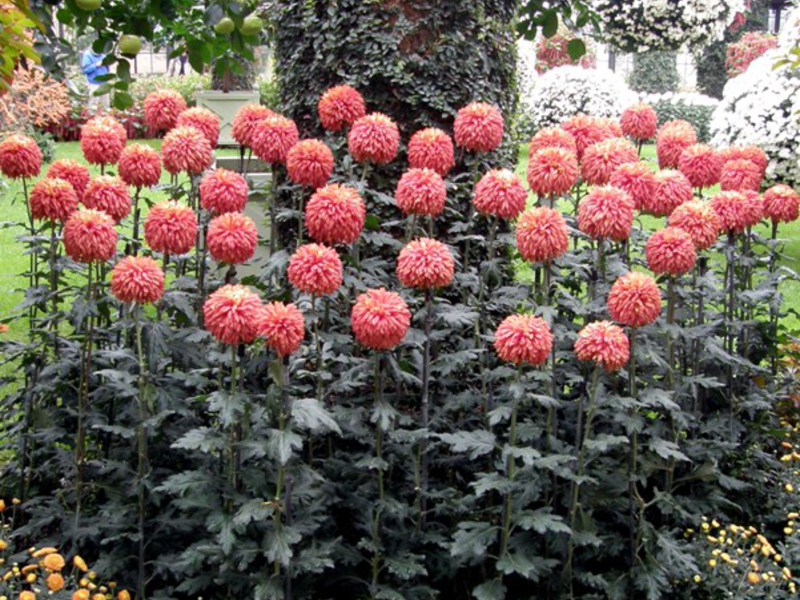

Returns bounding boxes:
[75,0,101,11]
[119,35,142,57]
[240,14,262,36]
[214,17,235,35]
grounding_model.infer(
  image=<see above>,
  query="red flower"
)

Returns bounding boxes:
[609,162,656,212]
[199,169,249,215]
[645,227,697,276]
[143,89,187,132]
[575,320,630,372]
[763,184,800,224]
[80,115,126,166]
[656,120,697,169]
[527,147,580,197]
[528,127,577,157]
[47,159,90,200]
[607,272,661,328]
[286,139,334,189]
[711,191,749,235]
[620,103,658,141]
[599,118,623,138]
[232,103,276,148]
[0,134,42,179]
[720,145,768,176]
[110,256,165,305]
[83,176,131,223]
[667,200,720,250]
[394,168,447,217]
[287,243,343,296]
[578,185,635,242]
[251,115,299,165]
[581,138,639,186]
[318,85,367,133]
[407,128,455,176]
[348,113,400,165]
[118,144,162,188]
[678,144,723,189]
[176,107,220,147]
[741,190,763,229]
[206,212,259,265]
[306,184,365,245]
[258,302,305,357]
[203,284,262,346]
[29,178,79,223]
[454,102,505,154]
[720,158,762,192]
[396,238,455,289]
[351,288,411,351]
[63,209,118,264]
[516,207,569,264]
[144,201,198,256]
[647,169,693,217]
[562,114,614,159]
[473,169,527,220]
[161,126,214,176]
[494,314,553,367]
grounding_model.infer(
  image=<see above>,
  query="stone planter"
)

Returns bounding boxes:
[195,90,260,146]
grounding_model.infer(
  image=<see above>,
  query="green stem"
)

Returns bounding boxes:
[417,289,434,531]
[371,353,385,596]
[134,307,148,600]
[500,396,518,559]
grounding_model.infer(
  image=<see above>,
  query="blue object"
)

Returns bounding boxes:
[81,50,109,85]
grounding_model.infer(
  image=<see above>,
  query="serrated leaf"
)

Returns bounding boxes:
[439,430,496,459]
[473,580,505,600]
[451,521,498,559]
[291,398,341,434]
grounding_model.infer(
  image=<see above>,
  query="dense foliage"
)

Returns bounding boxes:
[641,92,719,143]
[627,51,679,95]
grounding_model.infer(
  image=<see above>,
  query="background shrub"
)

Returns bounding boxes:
[628,50,679,94]
[128,72,211,108]
[641,91,719,141]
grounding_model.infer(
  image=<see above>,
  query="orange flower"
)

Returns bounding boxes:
[203,284,262,346]
[176,107,220,147]
[609,161,656,212]
[562,114,614,159]
[46,572,65,592]
[720,145,767,176]
[608,272,661,328]
[72,591,90,600]
[318,85,367,133]
[527,147,580,196]
[46,159,90,200]
[42,552,65,571]
[577,185,634,242]
[620,103,658,141]
[206,212,259,265]
[161,126,213,176]
[528,127,577,158]
[711,191,749,235]
[232,103,275,148]
[0,133,42,179]
[29,178,78,223]
[396,238,455,289]
[351,288,411,351]
[80,115,126,166]
[645,227,697,276]
[286,139,334,189]
[348,113,400,165]
[250,115,299,165]
[667,200,720,250]
[720,158,762,192]
[454,102,504,153]
[305,184,365,245]
[258,302,305,357]
[199,169,249,215]
[63,209,118,264]
[287,243,343,297]
[144,201,197,256]
[516,207,569,264]
[19,591,35,600]
[647,169,693,217]
[118,143,162,189]
[741,190,763,229]
[407,128,455,176]
[473,168,527,220]
[143,89,187,132]
[581,138,638,186]
[395,168,447,217]
[494,314,553,367]
[763,184,800,224]
[83,175,131,223]
[111,256,164,304]
[575,320,630,372]
[678,143,723,189]
[656,120,697,170]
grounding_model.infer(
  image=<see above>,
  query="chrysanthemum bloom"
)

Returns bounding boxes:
[577,185,635,242]
[203,284,262,346]
[763,184,800,224]
[392,168,449,218]
[232,103,276,148]
[528,127,577,157]
[599,118,623,138]
[527,147,580,197]
[741,190,763,229]
[286,139,335,189]
[348,113,400,165]
[287,243,343,296]
[258,302,305,357]
[118,144,162,189]
[30,178,79,223]
[199,169,249,214]
[63,209,118,264]
[318,85,367,133]
[609,161,656,212]
[562,114,614,159]
[407,127,455,176]
[43,553,66,571]
[620,103,658,142]
[306,184,366,245]
[143,89,187,132]
[656,120,697,170]
[176,107,221,147]
[144,201,198,256]
[646,169,694,217]
[396,238,455,289]
[493,314,553,367]
[206,212,259,265]
[516,207,569,264]
[711,191,749,235]
[83,176,131,223]
[110,255,165,305]
[80,115,127,166]
[351,288,411,351]
[720,145,768,176]
[454,102,505,154]
[720,158,762,192]
[667,200,720,250]
[678,144,723,189]
[581,138,639,186]
[47,159,90,200]
[607,272,662,329]
[161,126,214,176]
[473,168,527,219]
[250,115,299,165]
[46,572,65,592]
[575,320,630,372]
[645,227,697,276]
[0,134,40,181]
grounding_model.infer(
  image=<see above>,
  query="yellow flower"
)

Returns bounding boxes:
[42,553,65,572]
[708,559,717,568]
[73,555,88,573]
[692,575,701,583]
[47,572,65,592]
[25,572,35,583]
[72,591,90,600]
[786,483,795,493]
[747,572,760,585]
[117,591,131,600]
[0,541,7,551]
[31,547,57,559]
[19,591,35,600]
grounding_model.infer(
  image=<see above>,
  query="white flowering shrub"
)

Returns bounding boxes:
[710,51,800,186]
[641,91,719,141]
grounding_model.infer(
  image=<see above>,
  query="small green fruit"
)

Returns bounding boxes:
[75,0,101,11]
[119,35,142,57]
[214,17,235,35]
[240,14,262,36]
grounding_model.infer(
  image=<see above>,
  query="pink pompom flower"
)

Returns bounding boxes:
[63,209,118,264]
[408,128,455,176]
[232,103,276,148]
[711,191,750,235]
[318,85,367,133]
[647,169,694,217]
[575,320,630,372]
[527,147,580,197]
[607,272,662,329]
[161,126,214,176]
[645,227,697,276]
[351,288,411,351]
[396,238,455,290]
[609,162,656,212]
[251,115,299,165]
[80,115,127,166]
[258,302,305,357]
[667,200,720,250]
[348,113,400,166]
[203,284,262,346]
[656,120,697,170]
[516,207,569,264]
[473,169,527,220]
[581,138,639,186]
[287,243,343,297]
[286,139,335,189]
[494,314,553,367]
[144,201,198,256]
[143,89,187,132]
[720,158,762,192]
[454,102,504,153]
[110,256,165,305]
[528,127,577,158]
[199,169,249,215]
[620,103,658,142]
[206,212,259,265]
[678,144,723,190]
[577,185,635,242]
[0,134,42,180]
[763,184,800,224]
[29,178,79,223]
[118,144,162,189]
[306,184,366,245]
[176,107,221,147]
[83,176,132,223]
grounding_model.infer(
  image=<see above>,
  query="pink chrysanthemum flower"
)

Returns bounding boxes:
[47,159,90,200]
[454,102,505,153]
[711,191,750,235]
[494,314,553,367]
[599,118,623,138]
[516,207,569,264]
[575,320,630,372]
[678,144,723,189]
[395,168,447,218]
[577,185,635,242]
[720,158,762,192]
[609,162,656,212]
[473,169,527,220]
[647,169,694,217]
[161,126,214,176]
[620,103,658,142]
[351,288,411,351]
[527,147,580,196]
[667,200,720,250]
[741,190,763,229]
[206,212,259,265]
[562,114,614,159]
[396,238,455,290]
[719,145,768,176]
[143,89,187,132]
[199,169,249,215]
[656,120,697,170]
[80,115,126,166]
[286,139,335,189]
[306,184,365,245]
[176,107,221,147]
[407,128,455,176]
[528,127,577,157]
[287,243,343,297]
[144,200,198,256]
[250,115,299,165]
[645,227,697,276]
[318,85,367,133]
[232,103,276,148]
[110,256,165,305]
[118,143,162,189]
[258,302,305,357]
[763,184,800,224]
[608,272,662,329]
[83,176,131,223]
[348,113,400,165]
[63,209,118,264]
[0,134,42,179]
[29,178,79,223]
[581,138,639,186]
[203,284,262,346]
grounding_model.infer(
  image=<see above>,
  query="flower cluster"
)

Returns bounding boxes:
[535,28,596,74]
[726,32,778,78]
